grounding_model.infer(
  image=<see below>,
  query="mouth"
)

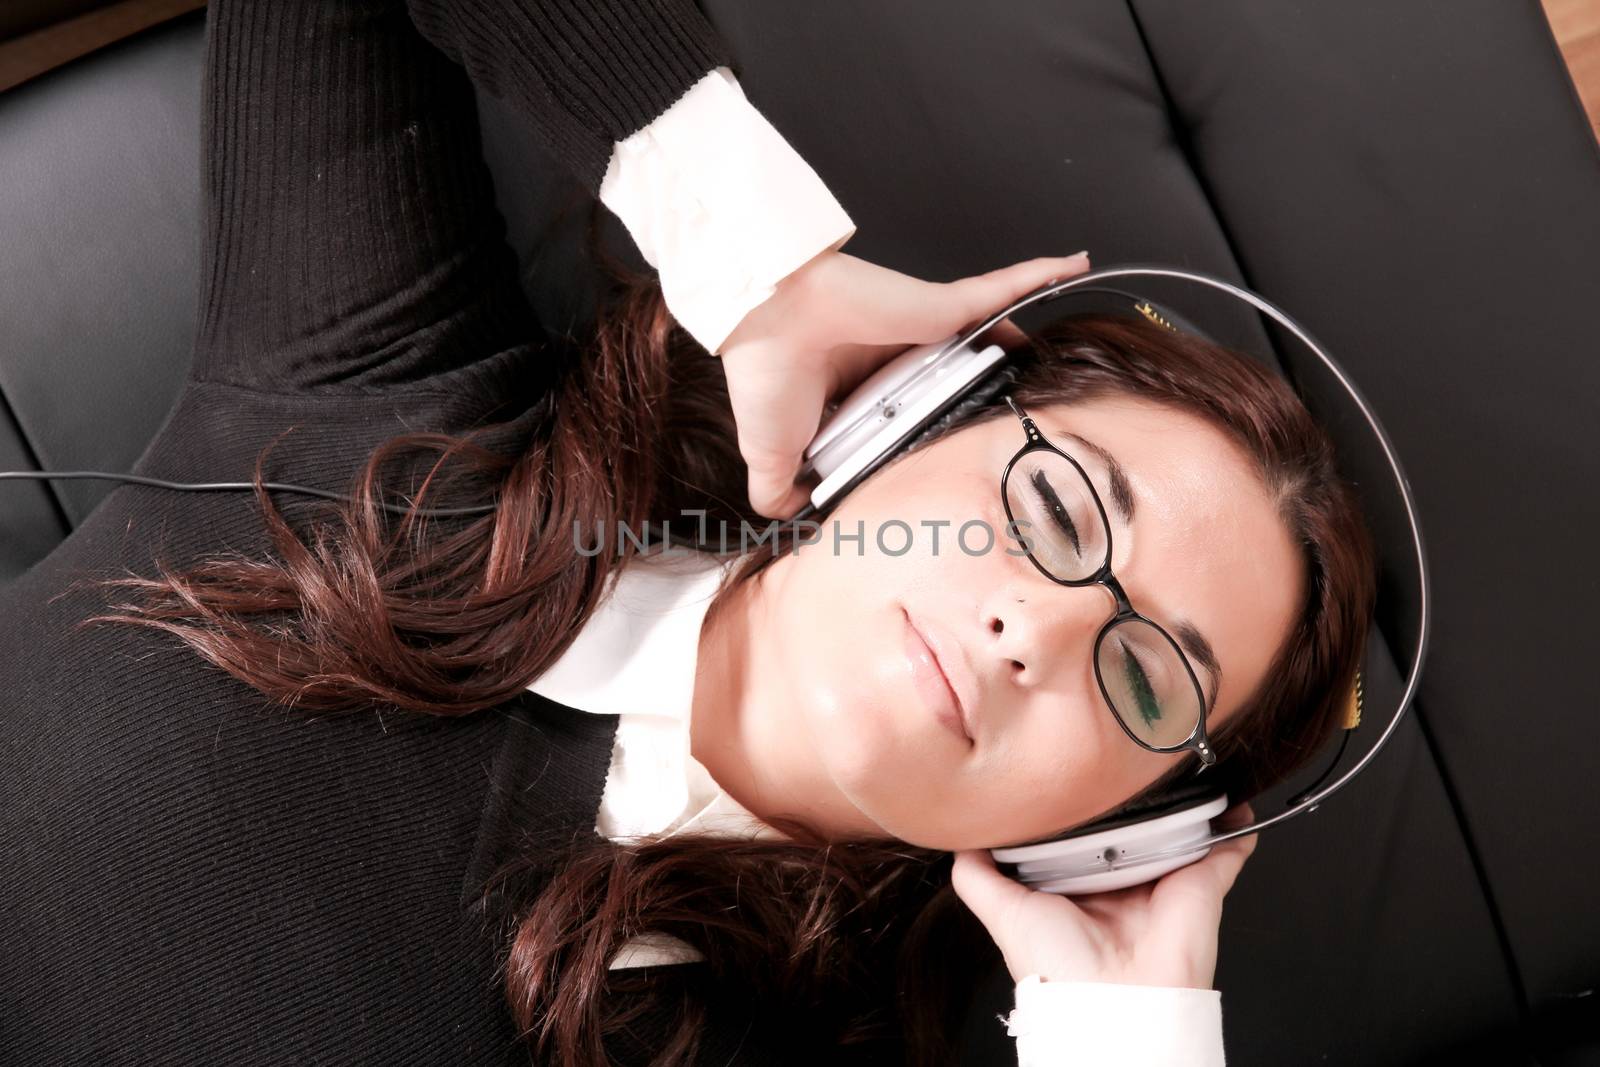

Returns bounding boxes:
[901,606,975,745]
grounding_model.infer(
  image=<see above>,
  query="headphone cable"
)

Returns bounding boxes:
[0,469,498,518]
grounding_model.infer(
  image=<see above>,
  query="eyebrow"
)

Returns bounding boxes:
[1056,431,1136,525]
[1050,426,1223,710]
[1171,619,1223,711]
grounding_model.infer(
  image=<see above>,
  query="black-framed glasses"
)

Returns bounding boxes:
[999,396,1217,768]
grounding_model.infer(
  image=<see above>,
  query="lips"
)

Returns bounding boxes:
[901,606,975,744]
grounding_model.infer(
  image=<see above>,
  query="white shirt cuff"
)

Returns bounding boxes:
[1003,975,1227,1067]
[598,66,856,355]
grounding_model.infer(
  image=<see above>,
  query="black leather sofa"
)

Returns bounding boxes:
[3,4,1598,1064]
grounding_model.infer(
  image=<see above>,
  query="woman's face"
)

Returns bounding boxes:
[755,394,1305,850]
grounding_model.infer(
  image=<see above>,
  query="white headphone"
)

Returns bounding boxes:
[796,264,1431,895]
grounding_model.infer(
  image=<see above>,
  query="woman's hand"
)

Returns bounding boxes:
[950,801,1259,990]
[717,250,1092,518]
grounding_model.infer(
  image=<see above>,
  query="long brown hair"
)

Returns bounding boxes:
[81,235,1375,1064]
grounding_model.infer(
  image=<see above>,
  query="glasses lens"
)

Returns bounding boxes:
[1004,450,1108,581]
[1096,618,1204,749]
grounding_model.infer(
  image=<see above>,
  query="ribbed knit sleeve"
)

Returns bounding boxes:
[404,0,737,195]
[190,0,732,394]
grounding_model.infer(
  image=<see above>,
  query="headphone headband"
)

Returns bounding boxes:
[962,266,1430,846]
[797,264,1431,884]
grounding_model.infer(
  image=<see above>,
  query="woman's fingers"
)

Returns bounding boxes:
[820,252,1091,410]
[840,252,1092,346]
[978,316,1029,349]
[1201,801,1259,896]
[747,471,811,520]
[1217,800,1256,832]
[763,480,812,519]
[951,848,1088,934]
[1137,804,1258,987]
[733,367,828,518]
[723,249,1094,519]
[950,848,1033,926]
[1188,833,1255,902]
[941,252,1092,340]
[825,341,917,400]
[1153,802,1259,909]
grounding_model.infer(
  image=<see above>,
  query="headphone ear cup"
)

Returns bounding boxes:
[1058,776,1223,840]
[802,345,1021,513]
[989,780,1229,896]
[891,297,1194,458]
[896,359,1025,456]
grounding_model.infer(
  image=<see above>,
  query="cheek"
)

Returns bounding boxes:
[802,631,899,784]
[847,442,1002,533]
[968,702,1174,845]
[801,612,973,835]
[986,710,1101,820]
[772,555,911,788]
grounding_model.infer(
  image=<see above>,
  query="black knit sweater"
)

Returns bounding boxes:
[0,1,784,1062]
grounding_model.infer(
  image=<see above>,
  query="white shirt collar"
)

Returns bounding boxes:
[529,546,731,720]
[527,547,786,842]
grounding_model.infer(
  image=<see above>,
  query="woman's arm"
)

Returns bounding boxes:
[403,1,858,357]
[402,0,733,199]
[192,0,810,394]
[191,0,556,392]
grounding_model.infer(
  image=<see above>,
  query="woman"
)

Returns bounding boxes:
[0,0,1373,1064]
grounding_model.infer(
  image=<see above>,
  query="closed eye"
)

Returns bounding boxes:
[1118,644,1163,727]
[1028,469,1080,554]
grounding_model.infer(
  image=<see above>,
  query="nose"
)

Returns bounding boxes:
[982,577,1114,690]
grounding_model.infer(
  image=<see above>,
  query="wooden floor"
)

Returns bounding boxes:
[0,0,1597,138]
[0,0,203,92]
